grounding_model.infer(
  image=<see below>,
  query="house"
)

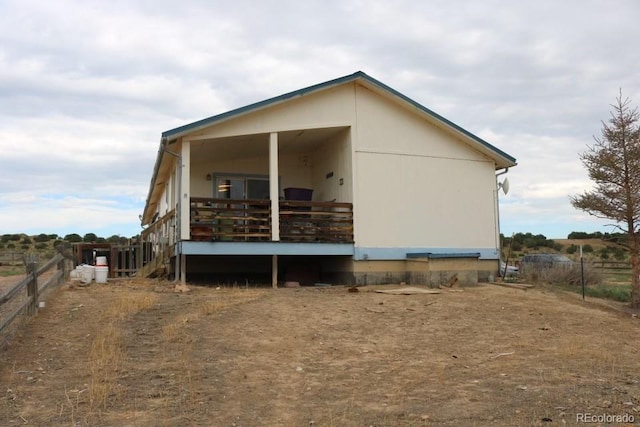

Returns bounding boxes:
[139,71,517,287]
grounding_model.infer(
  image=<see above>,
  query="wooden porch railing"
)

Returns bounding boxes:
[189,198,353,243]
[190,198,271,241]
[139,209,176,277]
[279,200,353,243]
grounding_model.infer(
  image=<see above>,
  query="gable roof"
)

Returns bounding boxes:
[160,71,516,166]
[143,72,517,223]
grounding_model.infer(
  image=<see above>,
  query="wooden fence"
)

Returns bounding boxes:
[593,260,630,270]
[0,251,26,266]
[0,253,68,342]
[72,242,143,278]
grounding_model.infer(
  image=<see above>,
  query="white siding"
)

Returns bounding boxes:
[352,84,497,250]
[156,170,175,216]
[354,152,496,248]
[188,85,356,140]
[354,85,489,162]
[309,129,352,203]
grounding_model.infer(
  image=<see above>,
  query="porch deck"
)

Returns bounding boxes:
[190,197,353,243]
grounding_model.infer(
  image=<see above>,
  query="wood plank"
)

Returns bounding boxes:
[294,213,353,217]
[192,216,270,222]
[211,233,272,238]
[279,236,353,240]
[280,201,353,208]
[280,225,354,232]
[36,253,63,275]
[489,282,533,290]
[192,207,271,214]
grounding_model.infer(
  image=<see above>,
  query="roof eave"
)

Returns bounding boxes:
[141,137,169,225]
[355,73,518,166]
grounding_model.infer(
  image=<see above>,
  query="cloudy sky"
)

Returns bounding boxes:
[1,0,638,239]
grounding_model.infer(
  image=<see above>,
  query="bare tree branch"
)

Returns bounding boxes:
[571,90,640,308]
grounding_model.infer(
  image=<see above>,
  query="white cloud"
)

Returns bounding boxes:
[0,0,639,237]
[0,192,143,237]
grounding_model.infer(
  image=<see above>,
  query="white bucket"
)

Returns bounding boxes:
[95,266,108,284]
[81,265,95,284]
[96,256,108,266]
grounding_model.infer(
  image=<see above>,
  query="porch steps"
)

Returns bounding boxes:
[136,250,169,278]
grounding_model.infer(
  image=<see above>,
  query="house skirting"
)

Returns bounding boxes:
[171,249,499,286]
[353,254,498,287]
[181,254,355,285]
[405,256,478,287]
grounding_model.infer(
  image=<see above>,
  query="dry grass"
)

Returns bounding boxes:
[521,263,603,286]
[3,282,639,426]
[152,288,265,418]
[104,292,159,320]
[553,337,621,381]
[89,324,125,411]
[161,320,183,343]
[199,288,264,315]
[88,292,159,414]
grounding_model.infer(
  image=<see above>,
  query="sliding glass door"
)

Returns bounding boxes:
[215,175,270,200]
[212,174,271,241]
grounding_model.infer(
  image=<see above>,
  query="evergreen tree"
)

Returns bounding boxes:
[571,92,640,307]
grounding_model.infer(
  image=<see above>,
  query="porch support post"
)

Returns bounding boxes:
[272,254,278,288]
[180,140,191,241]
[180,254,186,285]
[269,132,280,241]
[269,133,279,288]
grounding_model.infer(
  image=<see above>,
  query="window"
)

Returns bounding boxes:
[214,174,270,200]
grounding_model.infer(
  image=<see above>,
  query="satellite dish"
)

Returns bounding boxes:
[499,177,510,195]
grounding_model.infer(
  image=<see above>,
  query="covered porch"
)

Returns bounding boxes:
[141,124,355,283]
[183,124,353,242]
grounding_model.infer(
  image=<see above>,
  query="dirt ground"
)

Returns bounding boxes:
[1,279,640,427]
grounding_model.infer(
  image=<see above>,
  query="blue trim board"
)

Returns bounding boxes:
[355,247,499,261]
[177,243,498,260]
[406,252,481,259]
[179,241,354,256]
